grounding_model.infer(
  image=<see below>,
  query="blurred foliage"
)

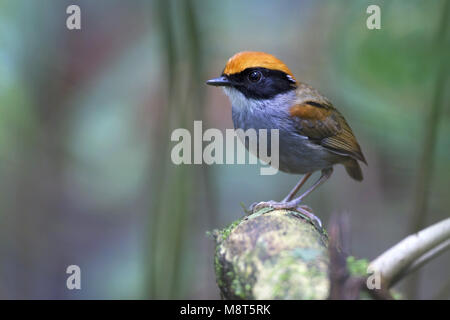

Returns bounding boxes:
[0,0,448,299]
[346,256,369,277]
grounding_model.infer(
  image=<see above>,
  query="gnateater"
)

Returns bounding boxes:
[207,52,367,226]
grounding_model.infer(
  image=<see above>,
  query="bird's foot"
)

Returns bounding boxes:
[247,200,322,229]
[249,196,303,212]
[247,200,281,213]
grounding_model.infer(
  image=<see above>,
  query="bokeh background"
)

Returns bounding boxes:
[0,0,448,299]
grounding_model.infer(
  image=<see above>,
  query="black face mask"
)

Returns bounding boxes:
[225,67,297,100]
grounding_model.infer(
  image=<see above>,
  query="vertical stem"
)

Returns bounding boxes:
[146,0,177,298]
[146,0,209,299]
[183,0,218,226]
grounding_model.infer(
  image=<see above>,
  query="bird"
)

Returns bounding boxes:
[206,51,366,226]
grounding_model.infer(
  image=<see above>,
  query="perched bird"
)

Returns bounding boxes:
[206,51,366,226]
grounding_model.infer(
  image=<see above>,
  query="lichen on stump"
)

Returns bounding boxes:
[212,208,330,299]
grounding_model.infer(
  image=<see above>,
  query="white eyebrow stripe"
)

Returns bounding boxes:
[286,75,296,83]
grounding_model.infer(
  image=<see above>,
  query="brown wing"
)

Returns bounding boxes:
[289,101,367,164]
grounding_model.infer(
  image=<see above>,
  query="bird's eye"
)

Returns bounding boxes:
[248,70,262,83]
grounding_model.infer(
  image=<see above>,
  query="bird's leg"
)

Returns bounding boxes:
[247,173,311,213]
[251,168,334,226]
[280,167,333,208]
[282,173,312,202]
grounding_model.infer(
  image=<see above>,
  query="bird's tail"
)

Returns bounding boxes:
[345,159,363,181]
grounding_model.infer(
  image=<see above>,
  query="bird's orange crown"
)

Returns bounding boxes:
[223,51,296,82]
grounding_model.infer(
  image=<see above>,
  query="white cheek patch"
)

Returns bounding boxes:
[222,87,246,109]
[222,87,263,112]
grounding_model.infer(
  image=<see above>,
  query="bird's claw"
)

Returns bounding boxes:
[295,205,323,229]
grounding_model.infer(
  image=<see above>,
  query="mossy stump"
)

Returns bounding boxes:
[212,208,330,299]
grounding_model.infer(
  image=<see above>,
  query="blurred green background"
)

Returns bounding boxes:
[0,0,448,299]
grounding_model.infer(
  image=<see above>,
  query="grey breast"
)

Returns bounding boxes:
[230,92,341,174]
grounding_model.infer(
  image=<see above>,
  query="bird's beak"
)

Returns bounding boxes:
[206,76,232,87]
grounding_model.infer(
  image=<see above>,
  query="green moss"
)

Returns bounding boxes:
[214,246,224,287]
[231,278,247,299]
[213,209,330,300]
[254,252,328,299]
[346,256,370,277]
[210,215,248,293]
[220,217,243,241]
